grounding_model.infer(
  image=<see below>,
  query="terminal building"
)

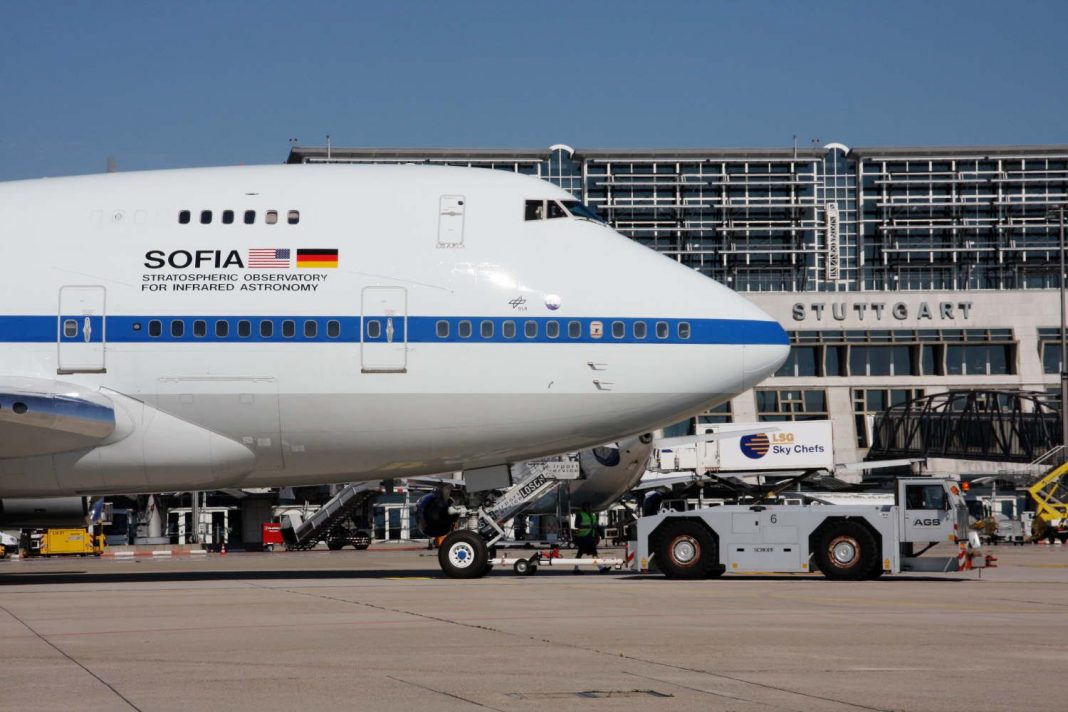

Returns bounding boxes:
[287,143,1068,470]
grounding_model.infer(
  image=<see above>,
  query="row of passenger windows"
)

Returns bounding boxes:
[433,319,689,340]
[177,209,300,225]
[142,319,341,339]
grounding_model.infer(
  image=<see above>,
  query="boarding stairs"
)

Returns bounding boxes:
[474,457,580,543]
[284,481,381,550]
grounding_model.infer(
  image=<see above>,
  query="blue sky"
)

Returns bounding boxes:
[1,1,1065,180]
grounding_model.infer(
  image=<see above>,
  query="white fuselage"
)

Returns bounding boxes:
[0,165,789,497]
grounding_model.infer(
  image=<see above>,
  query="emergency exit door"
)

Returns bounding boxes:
[58,285,106,373]
[361,286,407,373]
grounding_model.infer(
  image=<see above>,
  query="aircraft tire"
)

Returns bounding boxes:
[653,520,718,580]
[438,530,489,579]
[815,522,878,581]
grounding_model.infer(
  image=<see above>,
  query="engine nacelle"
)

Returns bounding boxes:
[416,490,458,538]
[0,497,88,528]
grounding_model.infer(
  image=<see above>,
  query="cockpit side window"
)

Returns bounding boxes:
[561,200,605,223]
[547,201,568,219]
[524,200,545,221]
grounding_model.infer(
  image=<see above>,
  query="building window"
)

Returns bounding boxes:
[775,345,819,377]
[852,388,924,447]
[696,400,732,425]
[755,389,828,421]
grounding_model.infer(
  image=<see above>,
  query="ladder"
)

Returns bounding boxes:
[284,481,381,550]
[474,458,579,542]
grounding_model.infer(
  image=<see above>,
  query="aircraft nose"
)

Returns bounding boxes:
[733,298,790,389]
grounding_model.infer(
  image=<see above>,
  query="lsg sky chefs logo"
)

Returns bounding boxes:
[739,433,771,459]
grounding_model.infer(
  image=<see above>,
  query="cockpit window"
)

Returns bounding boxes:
[561,200,604,223]
[524,198,604,224]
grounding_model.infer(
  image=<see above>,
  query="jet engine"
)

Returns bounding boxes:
[0,496,89,528]
[416,488,459,537]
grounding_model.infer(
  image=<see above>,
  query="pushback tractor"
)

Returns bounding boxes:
[633,477,985,579]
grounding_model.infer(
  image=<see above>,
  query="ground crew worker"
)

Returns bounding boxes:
[573,504,601,573]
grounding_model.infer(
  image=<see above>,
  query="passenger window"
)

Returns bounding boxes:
[458,320,472,339]
[148,320,162,337]
[222,210,234,224]
[656,321,669,339]
[502,321,516,338]
[171,320,185,337]
[590,321,603,339]
[260,320,273,338]
[524,320,538,338]
[678,322,691,339]
[612,321,625,339]
[304,321,317,338]
[546,321,560,339]
[193,320,207,337]
[481,321,494,339]
[244,210,256,225]
[282,320,296,338]
[327,320,340,338]
[238,320,251,337]
[634,321,647,339]
[62,319,77,338]
[287,210,300,225]
[524,199,545,221]
[436,320,449,338]
[200,210,212,225]
[215,320,229,338]
[178,210,191,224]
[265,210,278,225]
[366,320,381,339]
[568,321,581,339]
[548,201,568,219]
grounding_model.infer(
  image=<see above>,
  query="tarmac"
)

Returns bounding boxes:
[0,543,1065,712]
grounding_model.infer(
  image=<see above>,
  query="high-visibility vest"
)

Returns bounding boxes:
[575,511,597,537]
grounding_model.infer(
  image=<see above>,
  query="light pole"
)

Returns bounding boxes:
[1053,205,1068,451]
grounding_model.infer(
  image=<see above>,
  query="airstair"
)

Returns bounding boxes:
[283,481,381,550]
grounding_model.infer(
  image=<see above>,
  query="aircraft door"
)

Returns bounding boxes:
[58,285,106,373]
[361,286,408,373]
[437,195,465,247]
[900,482,955,543]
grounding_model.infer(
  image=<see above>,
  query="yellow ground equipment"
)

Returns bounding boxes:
[33,527,104,557]
[1028,461,1068,543]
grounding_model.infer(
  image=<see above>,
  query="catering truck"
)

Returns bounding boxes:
[632,477,982,579]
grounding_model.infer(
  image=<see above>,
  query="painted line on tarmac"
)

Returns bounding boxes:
[387,674,507,712]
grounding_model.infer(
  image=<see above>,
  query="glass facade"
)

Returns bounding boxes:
[290,143,1068,294]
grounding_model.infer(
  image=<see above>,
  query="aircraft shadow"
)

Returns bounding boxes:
[0,568,450,586]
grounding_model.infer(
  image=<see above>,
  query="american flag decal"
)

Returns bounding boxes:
[248,248,290,268]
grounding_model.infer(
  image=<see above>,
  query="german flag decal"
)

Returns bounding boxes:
[296,249,338,268]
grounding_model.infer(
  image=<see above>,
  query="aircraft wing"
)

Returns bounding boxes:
[0,377,117,458]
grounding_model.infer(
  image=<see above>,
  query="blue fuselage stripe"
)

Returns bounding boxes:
[10,315,788,346]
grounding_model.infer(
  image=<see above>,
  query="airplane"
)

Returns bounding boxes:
[0,164,789,536]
